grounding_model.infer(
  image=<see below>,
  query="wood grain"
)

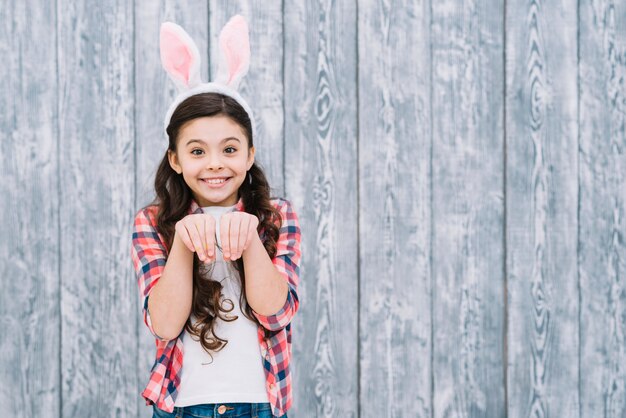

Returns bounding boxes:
[57,0,135,416]
[3,1,626,417]
[579,1,626,417]
[0,1,60,417]
[506,0,580,417]
[431,0,506,416]
[284,0,359,416]
[358,0,432,417]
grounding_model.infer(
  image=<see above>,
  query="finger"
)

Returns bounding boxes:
[211,216,218,260]
[242,220,255,252]
[220,214,230,260]
[177,223,195,253]
[204,216,213,262]
[190,220,207,261]
[237,216,251,258]
[208,216,217,261]
[229,215,242,260]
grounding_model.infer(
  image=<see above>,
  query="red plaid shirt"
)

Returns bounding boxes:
[130,196,301,417]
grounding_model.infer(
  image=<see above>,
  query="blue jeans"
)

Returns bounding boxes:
[152,402,287,418]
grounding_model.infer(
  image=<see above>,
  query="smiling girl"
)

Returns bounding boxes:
[131,16,300,418]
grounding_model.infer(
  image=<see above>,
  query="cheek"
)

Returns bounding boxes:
[230,160,248,173]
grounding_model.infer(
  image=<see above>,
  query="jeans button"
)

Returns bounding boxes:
[218,405,227,414]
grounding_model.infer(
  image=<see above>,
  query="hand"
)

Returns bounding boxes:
[174,214,217,263]
[219,212,260,261]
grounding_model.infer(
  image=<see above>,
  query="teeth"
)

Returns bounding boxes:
[204,178,227,184]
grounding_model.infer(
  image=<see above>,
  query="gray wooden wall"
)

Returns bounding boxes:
[1,0,625,417]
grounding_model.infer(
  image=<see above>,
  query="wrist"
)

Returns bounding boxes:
[243,231,263,258]
[172,231,194,256]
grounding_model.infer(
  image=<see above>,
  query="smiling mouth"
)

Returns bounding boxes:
[201,177,231,185]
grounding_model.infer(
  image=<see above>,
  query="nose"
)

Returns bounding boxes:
[205,154,224,170]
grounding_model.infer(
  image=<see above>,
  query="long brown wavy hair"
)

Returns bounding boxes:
[141,92,282,361]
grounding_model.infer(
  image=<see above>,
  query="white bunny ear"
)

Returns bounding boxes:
[160,22,202,92]
[214,15,250,90]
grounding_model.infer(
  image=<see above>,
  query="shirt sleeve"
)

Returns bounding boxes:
[130,207,171,341]
[252,198,302,332]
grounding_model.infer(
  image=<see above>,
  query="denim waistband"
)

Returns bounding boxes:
[153,401,274,418]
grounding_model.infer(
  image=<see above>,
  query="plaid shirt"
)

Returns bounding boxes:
[131,196,301,418]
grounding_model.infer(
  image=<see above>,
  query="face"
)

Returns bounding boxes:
[168,115,255,207]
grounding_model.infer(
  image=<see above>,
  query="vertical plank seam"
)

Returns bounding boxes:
[576,0,581,416]
[355,0,361,416]
[208,4,212,81]
[428,0,434,416]
[132,0,138,416]
[55,0,62,415]
[282,0,286,197]
[503,0,509,416]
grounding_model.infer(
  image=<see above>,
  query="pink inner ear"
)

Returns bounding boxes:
[218,16,250,86]
[161,29,193,85]
[223,37,244,84]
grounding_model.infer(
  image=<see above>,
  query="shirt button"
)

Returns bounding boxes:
[269,383,275,390]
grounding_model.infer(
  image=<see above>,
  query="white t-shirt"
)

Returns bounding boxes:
[174,203,269,406]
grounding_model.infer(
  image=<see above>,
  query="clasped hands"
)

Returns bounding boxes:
[175,212,260,263]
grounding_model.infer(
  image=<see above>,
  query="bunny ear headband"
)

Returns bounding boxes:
[160,15,256,139]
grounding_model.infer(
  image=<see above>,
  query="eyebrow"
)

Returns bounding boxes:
[185,137,241,146]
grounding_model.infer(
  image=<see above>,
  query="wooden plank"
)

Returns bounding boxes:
[579,1,626,417]
[0,2,60,417]
[134,1,208,416]
[209,0,284,195]
[283,0,359,416]
[506,0,580,416]
[57,0,135,415]
[358,0,432,416]
[430,0,506,416]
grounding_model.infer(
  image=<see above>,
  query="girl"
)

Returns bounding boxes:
[131,16,300,418]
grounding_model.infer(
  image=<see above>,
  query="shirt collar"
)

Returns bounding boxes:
[188,195,245,215]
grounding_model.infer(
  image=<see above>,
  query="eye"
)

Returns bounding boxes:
[190,147,236,156]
